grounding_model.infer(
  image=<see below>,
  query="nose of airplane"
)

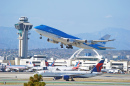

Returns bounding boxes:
[34,25,41,29]
[34,25,46,30]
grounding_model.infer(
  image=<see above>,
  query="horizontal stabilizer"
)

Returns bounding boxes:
[92,39,115,43]
[98,47,116,49]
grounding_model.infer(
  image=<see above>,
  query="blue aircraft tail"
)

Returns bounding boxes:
[8,61,12,66]
[98,34,110,45]
[28,60,35,66]
[29,61,32,64]
[50,61,55,67]
[91,59,105,73]
[45,60,55,67]
[72,61,80,70]
[45,60,49,66]
[74,61,80,67]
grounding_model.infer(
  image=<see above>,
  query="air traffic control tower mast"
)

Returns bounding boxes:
[15,17,33,59]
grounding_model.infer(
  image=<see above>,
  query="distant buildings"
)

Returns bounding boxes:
[0,49,130,73]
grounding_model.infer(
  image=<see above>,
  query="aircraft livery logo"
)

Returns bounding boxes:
[96,63,103,72]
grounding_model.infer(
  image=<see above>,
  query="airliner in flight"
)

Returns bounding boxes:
[34,25,115,50]
[35,59,105,81]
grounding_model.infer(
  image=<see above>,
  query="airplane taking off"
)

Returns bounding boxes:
[34,25,115,50]
[35,59,105,81]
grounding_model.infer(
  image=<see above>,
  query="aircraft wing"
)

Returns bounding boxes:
[58,37,87,44]
[59,37,115,44]
[61,73,85,77]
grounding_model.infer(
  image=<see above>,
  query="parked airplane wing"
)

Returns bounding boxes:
[61,73,85,77]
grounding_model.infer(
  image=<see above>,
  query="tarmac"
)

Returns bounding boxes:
[0,72,130,86]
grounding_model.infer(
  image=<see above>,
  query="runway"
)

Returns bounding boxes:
[0,72,130,86]
[0,81,130,86]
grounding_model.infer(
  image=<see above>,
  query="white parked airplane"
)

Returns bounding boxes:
[5,61,27,72]
[5,61,34,72]
[34,25,115,50]
[35,59,105,81]
[45,61,80,71]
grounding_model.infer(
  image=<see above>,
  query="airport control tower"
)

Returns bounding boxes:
[15,17,33,59]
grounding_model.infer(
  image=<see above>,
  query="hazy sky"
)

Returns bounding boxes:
[0,0,130,34]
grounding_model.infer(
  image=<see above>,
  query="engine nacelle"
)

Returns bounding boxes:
[66,38,74,43]
[63,75,70,80]
[60,38,74,44]
[61,38,69,42]
[85,40,87,43]
[47,38,59,44]
[75,39,87,43]
[54,77,61,80]
[5,68,10,72]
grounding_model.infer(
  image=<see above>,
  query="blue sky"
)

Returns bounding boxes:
[0,0,130,34]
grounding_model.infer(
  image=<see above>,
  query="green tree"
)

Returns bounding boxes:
[24,74,46,86]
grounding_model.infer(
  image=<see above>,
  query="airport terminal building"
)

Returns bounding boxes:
[0,50,129,73]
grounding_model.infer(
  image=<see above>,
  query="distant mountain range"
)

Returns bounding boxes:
[0,26,130,50]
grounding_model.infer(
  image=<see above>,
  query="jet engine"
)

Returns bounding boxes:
[75,39,87,43]
[63,75,70,81]
[47,38,59,44]
[66,38,74,43]
[62,38,74,44]
[53,77,61,80]
[63,38,87,44]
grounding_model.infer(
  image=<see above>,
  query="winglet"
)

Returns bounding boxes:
[91,59,105,73]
